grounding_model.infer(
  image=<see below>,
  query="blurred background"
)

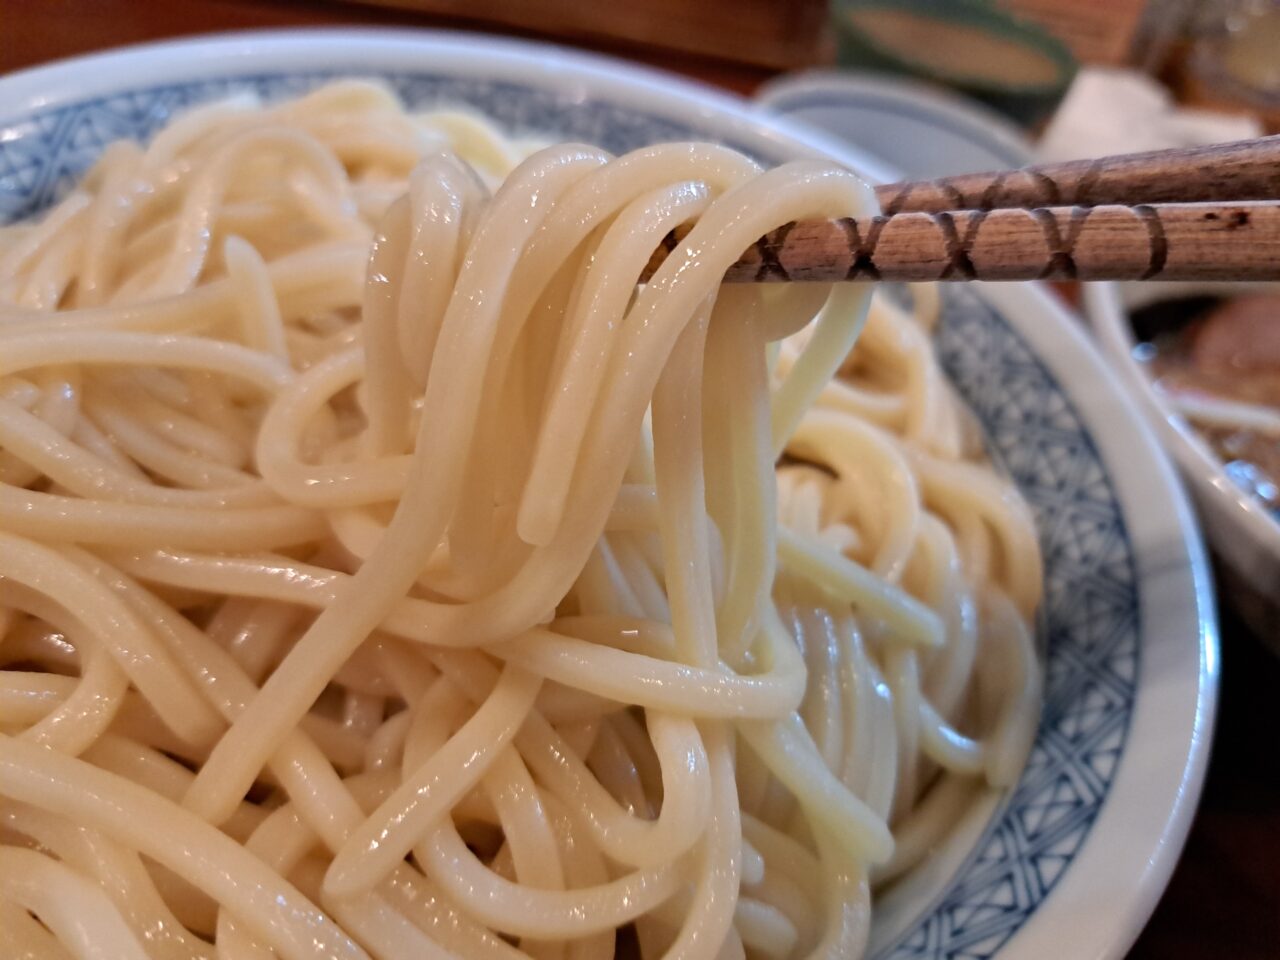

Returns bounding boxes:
[2,0,1278,127]
[2,1,1277,957]
[4,1,1279,191]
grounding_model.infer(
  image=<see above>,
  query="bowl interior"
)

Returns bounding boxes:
[0,31,1211,960]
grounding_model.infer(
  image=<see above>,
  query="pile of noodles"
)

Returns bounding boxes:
[0,81,1041,960]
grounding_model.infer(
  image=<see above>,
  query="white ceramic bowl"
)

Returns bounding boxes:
[1086,281,1280,642]
[0,29,1218,960]
[755,69,1036,181]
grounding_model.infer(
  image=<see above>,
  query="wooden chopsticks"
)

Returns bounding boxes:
[640,136,1280,284]
[874,135,1280,214]
[715,201,1280,283]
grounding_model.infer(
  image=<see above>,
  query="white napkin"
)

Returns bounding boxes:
[1036,67,1263,163]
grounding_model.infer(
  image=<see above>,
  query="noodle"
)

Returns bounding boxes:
[0,81,1043,959]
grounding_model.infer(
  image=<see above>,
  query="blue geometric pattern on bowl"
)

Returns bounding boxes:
[0,72,1138,960]
[880,287,1139,959]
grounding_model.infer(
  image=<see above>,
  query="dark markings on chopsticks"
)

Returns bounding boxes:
[979,172,1008,211]
[935,211,977,280]
[882,177,966,216]
[834,217,865,279]
[937,179,968,213]
[881,183,908,216]
[838,215,884,281]
[962,211,988,275]
[755,220,795,282]
[1029,206,1081,280]
[1074,158,1105,206]
[1064,205,1092,276]
[862,215,891,280]
[1030,168,1063,207]
[1134,204,1168,279]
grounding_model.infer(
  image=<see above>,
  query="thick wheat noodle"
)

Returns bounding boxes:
[0,81,1042,960]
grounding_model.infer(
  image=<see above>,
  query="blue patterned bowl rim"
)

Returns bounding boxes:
[0,30,1218,960]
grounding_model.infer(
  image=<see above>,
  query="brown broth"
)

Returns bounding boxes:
[1133,296,1280,517]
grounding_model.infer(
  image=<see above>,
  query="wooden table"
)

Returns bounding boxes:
[3,2,1277,957]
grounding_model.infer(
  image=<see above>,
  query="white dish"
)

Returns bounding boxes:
[0,29,1217,959]
[1086,280,1280,642]
[754,69,1035,182]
